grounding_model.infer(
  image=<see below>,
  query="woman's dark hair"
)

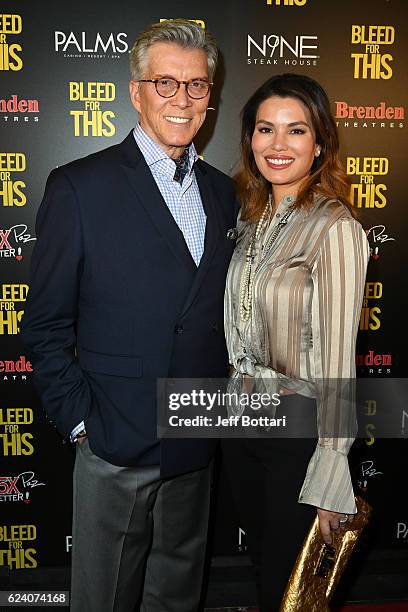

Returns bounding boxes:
[235,73,354,222]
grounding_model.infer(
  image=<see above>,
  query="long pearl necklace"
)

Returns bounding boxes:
[239,197,296,322]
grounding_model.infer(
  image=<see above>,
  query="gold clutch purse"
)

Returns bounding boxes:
[279,497,372,612]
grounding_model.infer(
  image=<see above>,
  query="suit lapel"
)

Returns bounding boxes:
[118,132,223,315]
[119,132,196,275]
[179,160,221,318]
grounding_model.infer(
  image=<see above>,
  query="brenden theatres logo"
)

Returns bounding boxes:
[366,224,395,260]
[1,355,33,382]
[0,14,23,71]
[54,30,128,59]
[0,95,39,124]
[0,471,45,504]
[69,81,115,137]
[335,101,404,129]
[0,224,36,259]
[356,350,392,375]
[351,25,395,79]
[347,157,389,210]
[247,33,318,66]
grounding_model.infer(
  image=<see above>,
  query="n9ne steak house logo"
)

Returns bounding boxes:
[247,33,318,66]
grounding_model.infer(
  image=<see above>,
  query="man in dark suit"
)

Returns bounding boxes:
[22,19,237,612]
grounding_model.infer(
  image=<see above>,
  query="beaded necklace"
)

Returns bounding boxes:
[239,196,296,322]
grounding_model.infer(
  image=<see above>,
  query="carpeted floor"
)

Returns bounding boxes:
[205,604,408,611]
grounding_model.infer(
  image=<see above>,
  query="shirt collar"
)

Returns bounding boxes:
[280,194,296,206]
[274,194,296,214]
[133,123,198,175]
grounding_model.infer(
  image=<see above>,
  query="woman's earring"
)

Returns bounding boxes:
[315,147,321,157]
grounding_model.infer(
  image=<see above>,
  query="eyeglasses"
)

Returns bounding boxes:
[138,78,213,99]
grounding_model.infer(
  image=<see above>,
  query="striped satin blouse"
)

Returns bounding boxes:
[224,193,369,514]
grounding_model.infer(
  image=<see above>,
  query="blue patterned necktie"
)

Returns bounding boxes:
[173,147,190,184]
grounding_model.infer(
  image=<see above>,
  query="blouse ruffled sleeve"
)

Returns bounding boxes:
[298,217,369,514]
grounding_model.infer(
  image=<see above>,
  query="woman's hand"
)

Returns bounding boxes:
[316,508,353,544]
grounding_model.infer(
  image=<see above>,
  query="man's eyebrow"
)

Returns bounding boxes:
[152,74,210,80]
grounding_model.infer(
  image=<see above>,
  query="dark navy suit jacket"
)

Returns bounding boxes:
[22,131,238,477]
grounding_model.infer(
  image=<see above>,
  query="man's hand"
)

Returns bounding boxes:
[317,508,353,544]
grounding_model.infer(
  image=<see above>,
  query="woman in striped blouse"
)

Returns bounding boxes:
[222,73,369,611]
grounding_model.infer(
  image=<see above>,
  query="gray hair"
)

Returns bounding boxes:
[130,19,218,81]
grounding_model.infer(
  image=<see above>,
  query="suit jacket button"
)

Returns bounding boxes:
[174,325,184,334]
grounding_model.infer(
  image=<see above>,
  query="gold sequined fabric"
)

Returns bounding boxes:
[279,497,372,611]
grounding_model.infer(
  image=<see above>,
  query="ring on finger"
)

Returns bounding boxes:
[339,514,348,524]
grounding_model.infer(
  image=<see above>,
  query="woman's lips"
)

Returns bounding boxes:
[265,156,295,170]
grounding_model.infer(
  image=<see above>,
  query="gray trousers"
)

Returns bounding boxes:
[70,439,211,612]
